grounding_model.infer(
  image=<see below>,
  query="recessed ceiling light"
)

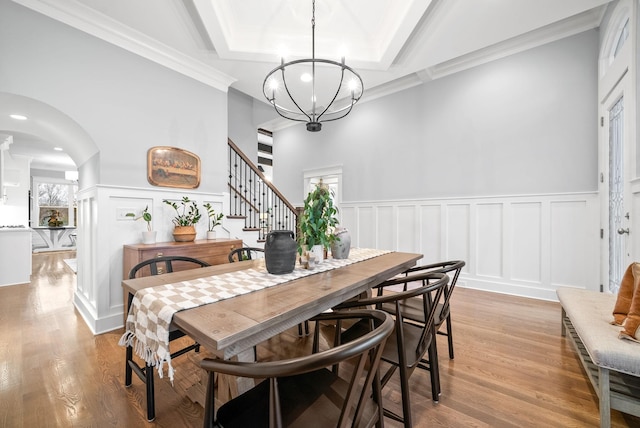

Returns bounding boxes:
[9,114,27,120]
[300,73,312,83]
[53,147,63,151]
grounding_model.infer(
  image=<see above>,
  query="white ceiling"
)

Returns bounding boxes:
[5,0,613,169]
[5,132,76,171]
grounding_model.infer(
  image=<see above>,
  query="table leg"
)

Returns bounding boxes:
[34,229,54,249]
[216,347,256,402]
[235,347,256,394]
[56,228,75,248]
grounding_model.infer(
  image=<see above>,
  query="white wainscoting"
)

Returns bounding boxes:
[340,192,600,301]
[73,185,227,334]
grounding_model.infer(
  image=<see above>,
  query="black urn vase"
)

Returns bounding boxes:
[264,230,297,274]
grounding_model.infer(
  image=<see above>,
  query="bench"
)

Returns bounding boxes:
[557,287,640,428]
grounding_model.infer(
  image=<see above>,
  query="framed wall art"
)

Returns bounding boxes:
[147,146,201,189]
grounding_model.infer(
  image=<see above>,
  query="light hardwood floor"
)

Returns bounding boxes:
[1,250,639,427]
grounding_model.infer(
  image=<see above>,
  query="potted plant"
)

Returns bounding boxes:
[125,206,155,243]
[297,182,338,263]
[43,209,63,227]
[203,202,224,240]
[138,205,156,244]
[163,196,202,242]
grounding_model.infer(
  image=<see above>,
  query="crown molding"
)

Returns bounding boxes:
[428,6,607,80]
[12,0,236,92]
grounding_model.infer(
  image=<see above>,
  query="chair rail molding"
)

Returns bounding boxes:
[339,192,600,301]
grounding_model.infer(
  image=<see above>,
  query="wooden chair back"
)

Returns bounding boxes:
[228,247,265,263]
[201,309,394,428]
[128,255,210,279]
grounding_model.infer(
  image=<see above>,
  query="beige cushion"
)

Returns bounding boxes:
[557,287,640,377]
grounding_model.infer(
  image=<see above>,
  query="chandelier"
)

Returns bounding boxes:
[262,0,364,132]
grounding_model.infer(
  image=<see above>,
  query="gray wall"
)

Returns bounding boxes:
[0,1,228,193]
[273,30,599,204]
[228,87,278,164]
[228,88,257,160]
[2,2,598,206]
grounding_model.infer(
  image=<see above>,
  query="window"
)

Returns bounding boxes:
[612,18,629,60]
[33,178,77,227]
[257,128,273,181]
[598,5,631,77]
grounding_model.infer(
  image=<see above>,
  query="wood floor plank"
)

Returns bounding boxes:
[1,250,639,427]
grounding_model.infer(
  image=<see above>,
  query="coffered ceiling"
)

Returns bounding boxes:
[6,0,614,168]
[15,0,612,101]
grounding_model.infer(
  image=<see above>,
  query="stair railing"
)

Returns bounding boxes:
[228,139,298,241]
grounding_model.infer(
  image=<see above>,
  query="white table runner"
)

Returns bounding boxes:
[119,248,390,382]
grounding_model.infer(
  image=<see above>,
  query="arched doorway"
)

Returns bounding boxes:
[0,92,98,284]
[0,93,99,177]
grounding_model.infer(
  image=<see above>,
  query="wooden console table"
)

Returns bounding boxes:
[122,238,242,279]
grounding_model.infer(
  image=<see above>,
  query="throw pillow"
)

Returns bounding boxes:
[612,263,637,325]
[619,263,640,342]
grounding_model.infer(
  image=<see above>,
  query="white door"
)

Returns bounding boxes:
[603,93,629,293]
[303,166,342,218]
[598,5,634,294]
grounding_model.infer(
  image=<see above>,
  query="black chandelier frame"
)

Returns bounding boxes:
[262,0,364,132]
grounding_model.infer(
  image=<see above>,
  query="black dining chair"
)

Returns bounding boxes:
[228,246,309,336]
[384,260,465,361]
[200,309,394,428]
[335,271,449,428]
[125,255,210,421]
[228,247,265,262]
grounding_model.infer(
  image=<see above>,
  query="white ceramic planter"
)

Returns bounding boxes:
[142,231,157,244]
[207,230,217,240]
[310,244,324,264]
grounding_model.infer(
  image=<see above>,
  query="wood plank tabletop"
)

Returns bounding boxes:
[122,251,422,359]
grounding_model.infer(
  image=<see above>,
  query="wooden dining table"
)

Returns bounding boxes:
[121,250,422,420]
[121,251,422,360]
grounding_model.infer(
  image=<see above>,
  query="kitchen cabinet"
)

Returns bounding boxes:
[0,227,31,286]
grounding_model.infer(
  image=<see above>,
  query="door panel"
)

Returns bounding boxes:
[607,96,626,293]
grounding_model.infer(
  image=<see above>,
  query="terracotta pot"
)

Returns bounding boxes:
[173,225,196,242]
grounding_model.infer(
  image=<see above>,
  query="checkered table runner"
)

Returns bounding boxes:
[118,248,390,382]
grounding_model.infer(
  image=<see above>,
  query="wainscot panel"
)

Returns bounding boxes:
[339,192,599,301]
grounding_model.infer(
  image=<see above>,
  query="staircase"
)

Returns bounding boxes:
[227,139,298,243]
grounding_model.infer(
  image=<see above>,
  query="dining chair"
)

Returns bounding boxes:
[335,271,449,428]
[125,255,211,421]
[200,309,394,428]
[384,260,465,360]
[228,246,265,262]
[228,246,310,336]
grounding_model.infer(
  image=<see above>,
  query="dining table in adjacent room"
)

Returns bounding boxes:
[31,226,76,252]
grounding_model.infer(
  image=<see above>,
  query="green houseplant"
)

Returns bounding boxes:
[203,202,224,239]
[139,205,152,232]
[139,205,156,244]
[297,182,338,263]
[126,205,155,243]
[163,197,201,242]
